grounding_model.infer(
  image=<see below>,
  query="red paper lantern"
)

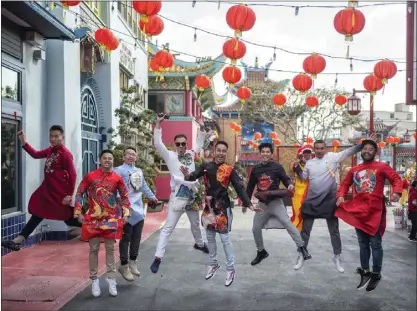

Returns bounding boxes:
[230,122,238,131]
[248,139,254,145]
[254,132,262,141]
[332,140,341,147]
[139,15,164,37]
[235,125,242,133]
[306,96,319,108]
[333,7,366,42]
[106,34,119,51]
[378,141,386,149]
[393,136,401,144]
[236,87,251,103]
[226,4,256,37]
[61,1,80,9]
[154,50,174,71]
[253,143,259,149]
[385,136,394,144]
[195,74,211,91]
[222,38,247,65]
[132,1,162,22]
[303,53,326,79]
[363,73,383,95]
[269,131,278,139]
[94,28,115,51]
[222,66,242,87]
[292,73,313,94]
[306,137,314,144]
[335,94,348,106]
[273,139,281,146]
[149,58,159,72]
[273,93,287,107]
[373,59,397,84]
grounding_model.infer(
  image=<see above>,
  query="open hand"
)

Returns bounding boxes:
[17,130,26,145]
[62,195,72,205]
[336,197,344,207]
[288,185,295,192]
[180,166,190,179]
[251,205,263,213]
[156,113,166,123]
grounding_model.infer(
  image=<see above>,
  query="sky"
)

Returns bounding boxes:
[152,1,413,116]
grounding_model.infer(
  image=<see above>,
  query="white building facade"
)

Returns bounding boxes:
[1,1,149,255]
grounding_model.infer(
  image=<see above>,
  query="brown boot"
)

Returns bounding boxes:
[129,260,140,277]
[118,264,134,282]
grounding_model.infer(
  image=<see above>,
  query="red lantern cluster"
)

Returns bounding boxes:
[273,139,281,146]
[303,53,326,79]
[236,87,251,103]
[306,96,319,108]
[150,49,174,80]
[254,132,262,141]
[95,28,119,52]
[333,7,366,42]
[378,141,386,149]
[223,38,246,65]
[222,66,242,88]
[373,59,397,85]
[230,122,242,133]
[133,1,162,23]
[61,1,80,9]
[363,73,383,95]
[273,93,287,108]
[195,74,211,91]
[335,94,348,106]
[226,4,256,38]
[269,131,278,139]
[140,15,164,38]
[292,73,313,94]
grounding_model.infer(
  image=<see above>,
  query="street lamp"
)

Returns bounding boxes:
[347,94,361,115]
[348,89,375,136]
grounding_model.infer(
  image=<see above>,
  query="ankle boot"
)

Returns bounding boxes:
[250,249,269,266]
[298,246,312,260]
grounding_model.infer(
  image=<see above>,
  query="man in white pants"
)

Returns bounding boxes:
[150,113,208,273]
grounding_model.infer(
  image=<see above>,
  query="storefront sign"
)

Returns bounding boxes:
[120,43,134,75]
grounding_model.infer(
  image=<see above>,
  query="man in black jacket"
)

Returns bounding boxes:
[246,142,311,269]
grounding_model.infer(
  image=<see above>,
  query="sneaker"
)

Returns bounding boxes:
[118,264,134,282]
[356,267,371,290]
[366,272,381,292]
[297,246,312,260]
[194,243,209,254]
[250,249,269,266]
[407,237,417,243]
[294,253,304,270]
[129,260,141,276]
[225,270,235,287]
[91,279,101,297]
[205,263,221,280]
[107,278,117,296]
[150,257,161,273]
[333,254,344,273]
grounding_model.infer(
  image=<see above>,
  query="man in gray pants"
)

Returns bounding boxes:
[246,143,311,269]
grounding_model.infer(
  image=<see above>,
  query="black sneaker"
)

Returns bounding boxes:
[407,237,417,243]
[356,267,371,290]
[366,272,381,292]
[250,249,269,266]
[298,246,312,260]
[194,243,209,254]
[150,257,161,273]
[1,240,21,251]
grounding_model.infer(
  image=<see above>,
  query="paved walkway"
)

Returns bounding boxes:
[60,205,416,311]
[1,206,167,311]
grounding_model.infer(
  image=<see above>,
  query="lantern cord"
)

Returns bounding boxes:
[57,3,417,75]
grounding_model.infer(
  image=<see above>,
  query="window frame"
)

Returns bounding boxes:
[119,67,132,93]
[117,1,145,47]
[1,63,22,106]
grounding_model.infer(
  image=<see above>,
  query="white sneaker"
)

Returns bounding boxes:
[333,254,344,273]
[294,253,304,270]
[107,278,117,296]
[205,263,220,280]
[225,270,235,287]
[91,279,101,297]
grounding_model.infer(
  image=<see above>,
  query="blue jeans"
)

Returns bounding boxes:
[206,229,235,271]
[356,228,383,273]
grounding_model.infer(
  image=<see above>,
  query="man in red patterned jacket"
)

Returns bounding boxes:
[335,139,402,292]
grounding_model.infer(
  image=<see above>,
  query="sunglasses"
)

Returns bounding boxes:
[175,142,187,147]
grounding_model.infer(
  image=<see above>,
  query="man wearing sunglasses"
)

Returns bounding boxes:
[150,113,209,274]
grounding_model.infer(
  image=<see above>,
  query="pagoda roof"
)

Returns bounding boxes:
[353,121,399,133]
[148,42,226,78]
[212,100,242,113]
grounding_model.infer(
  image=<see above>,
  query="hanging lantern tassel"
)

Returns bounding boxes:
[234,29,242,38]
[240,99,245,110]
[346,43,350,59]
[382,84,385,95]
[197,89,204,100]
[50,1,55,10]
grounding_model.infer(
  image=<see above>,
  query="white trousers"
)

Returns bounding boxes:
[155,196,205,258]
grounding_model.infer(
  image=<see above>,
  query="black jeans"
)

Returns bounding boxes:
[409,210,417,239]
[119,220,145,265]
[356,228,383,273]
[20,215,81,239]
[301,216,342,255]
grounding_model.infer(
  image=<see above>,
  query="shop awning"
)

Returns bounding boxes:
[2,1,75,41]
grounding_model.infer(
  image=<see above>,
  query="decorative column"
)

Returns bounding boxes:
[185,90,192,116]
[192,98,197,117]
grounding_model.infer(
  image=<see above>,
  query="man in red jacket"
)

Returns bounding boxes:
[408,180,417,242]
[335,139,402,292]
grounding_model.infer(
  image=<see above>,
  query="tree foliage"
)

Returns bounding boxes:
[240,80,359,144]
[107,85,161,194]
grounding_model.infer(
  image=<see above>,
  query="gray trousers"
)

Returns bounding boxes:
[253,199,305,251]
[301,216,342,255]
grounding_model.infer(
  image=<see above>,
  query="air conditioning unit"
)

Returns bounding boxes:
[24,31,44,47]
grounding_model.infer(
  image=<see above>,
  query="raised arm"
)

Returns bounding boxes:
[194,130,206,154]
[153,127,170,161]
[62,151,77,196]
[74,174,91,216]
[117,176,131,217]
[22,143,49,159]
[330,144,362,163]
[336,168,354,199]
[230,168,252,207]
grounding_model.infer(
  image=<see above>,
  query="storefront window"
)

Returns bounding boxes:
[1,66,20,102]
[119,67,131,92]
[1,118,21,214]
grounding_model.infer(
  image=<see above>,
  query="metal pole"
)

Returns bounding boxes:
[369,94,374,136]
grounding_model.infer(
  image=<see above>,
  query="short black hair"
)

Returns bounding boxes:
[258,142,273,153]
[314,139,326,147]
[124,147,137,154]
[174,134,187,141]
[49,125,64,134]
[412,180,417,188]
[100,149,113,158]
[362,139,378,150]
[215,140,228,149]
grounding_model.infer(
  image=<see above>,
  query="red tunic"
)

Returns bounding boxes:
[336,161,402,236]
[23,143,77,220]
[74,169,130,240]
[408,188,417,212]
